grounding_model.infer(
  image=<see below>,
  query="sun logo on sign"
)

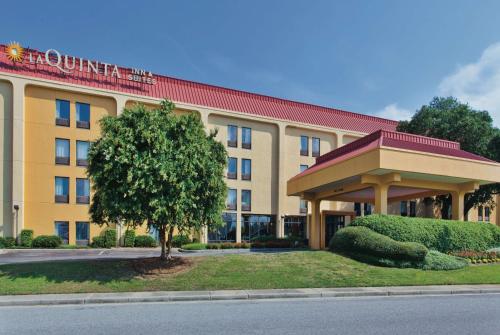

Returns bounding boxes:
[6,42,24,62]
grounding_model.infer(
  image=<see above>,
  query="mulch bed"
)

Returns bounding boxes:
[131,257,194,278]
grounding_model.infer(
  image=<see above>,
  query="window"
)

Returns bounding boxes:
[284,216,307,239]
[76,141,90,166]
[241,214,276,241]
[312,137,320,157]
[227,125,238,147]
[55,99,70,126]
[478,206,484,221]
[227,157,237,179]
[208,213,236,242]
[76,178,90,204]
[241,190,251,211]
[485,207,491,222]
[300,165,308,213]
[55,221,69,244]
[354,203,362,217]
[76,102,90,129]
[55,177,69,203]
[226,188,237,210]
[409,201,417,217]
[55,138,70,165]
[242,159,251,180]
[300,136,309,156]
[76,222,90,245]
[364,203,372,215]
[400,201,408,217]
[242,127,252,149]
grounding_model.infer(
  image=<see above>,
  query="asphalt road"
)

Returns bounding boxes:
[1,294,499,335]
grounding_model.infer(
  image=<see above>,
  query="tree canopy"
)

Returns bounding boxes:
[87,100,227,260]
[397,96,500,219]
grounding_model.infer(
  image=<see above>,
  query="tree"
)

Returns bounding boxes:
[87,100,227,260]
[397,97,500,219]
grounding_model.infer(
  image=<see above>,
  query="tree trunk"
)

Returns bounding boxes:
[166,226,175,261]
[159,225,167,261]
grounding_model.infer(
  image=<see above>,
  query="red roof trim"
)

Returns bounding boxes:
[0,44,398,133]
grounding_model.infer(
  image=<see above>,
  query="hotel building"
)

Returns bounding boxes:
[0,42,498,247]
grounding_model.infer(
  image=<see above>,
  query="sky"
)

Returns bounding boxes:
[2,0,500,127]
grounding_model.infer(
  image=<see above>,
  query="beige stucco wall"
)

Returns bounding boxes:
[0,81,12,237]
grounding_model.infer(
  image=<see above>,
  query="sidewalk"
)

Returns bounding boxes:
[1,285,500,307]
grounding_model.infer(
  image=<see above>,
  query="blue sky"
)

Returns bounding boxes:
[2,0,500,126]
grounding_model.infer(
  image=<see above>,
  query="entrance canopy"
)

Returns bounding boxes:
[288,130,500,223]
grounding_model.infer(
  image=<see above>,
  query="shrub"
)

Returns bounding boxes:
[32,235,62,248]
[451,250,500,263]
[421,250,469,270]
[91,236,106,248]
[0,237,16,248]
[123,230,135,247]
[172,235,191,248]
[104,229,117,248]
[20,229,33,247]
[181,243,207,250]
[206,243,220,249]
[351,214,500,252]
[134,235,157,247]
[330,226,428,262]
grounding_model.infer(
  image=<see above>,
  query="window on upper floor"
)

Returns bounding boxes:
[76,141,90,167]
[55,177,69,203]
[242,127,252,149]
[242,159,251,180]
[241,190,251,211]
[226,188,237,210]
[76,178,90,204]
[56,99,70,126]
[227,157,237,179]
[76,102,90,129]
[312,137,320,157]
[55,138,70,165]
[227,125,238,147]
[300,136,309,156]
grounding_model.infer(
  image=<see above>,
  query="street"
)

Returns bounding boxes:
[1,294,499,335]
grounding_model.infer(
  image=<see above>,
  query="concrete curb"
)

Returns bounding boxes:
[1,285,500,307]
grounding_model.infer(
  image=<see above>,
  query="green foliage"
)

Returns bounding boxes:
[206,242,251,249]
[330,226,428,262]
[181,243,207,250]
[421,250,469,270]
[172,235,191,248]
[87,100,227,259]
[123,230,135,248]
[0,237,16,248]
[32,235,62,248]
[104,229,117,248]
[91,236,106,248]
[397,97,500,215]
[134,235,157,248]
[351,214,500,252]
[20,230,33,248]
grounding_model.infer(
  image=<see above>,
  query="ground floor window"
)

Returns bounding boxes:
[208,212,237,242]
[284,216,306,239]
[241,214,276,241]
[409,201,417,217]
[76,222,90,245]
[55,221,69,244]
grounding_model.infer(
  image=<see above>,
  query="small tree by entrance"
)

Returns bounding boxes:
[87,100,227,261]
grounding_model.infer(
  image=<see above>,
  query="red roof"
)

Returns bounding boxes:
[0,44,397,134]
[293,130,495,180]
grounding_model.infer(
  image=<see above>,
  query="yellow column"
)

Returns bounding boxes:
[451,191,465,221]
[309,199,321,249]
[374,184,389,215]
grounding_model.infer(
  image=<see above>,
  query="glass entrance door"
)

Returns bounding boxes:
[325,215,345,247]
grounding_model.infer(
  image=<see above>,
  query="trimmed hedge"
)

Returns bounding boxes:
[181,243,207,250]
[123,230,135,247]
[351,214,500,252]
[421,250,469,270]
[134,235,157,247]
[91,236,106,248]
[104,229,117,248]
[32,235,62,248]
[0,237,16,248]
[172,235,191,248]
[20,229,33,248]
[330,226,428,261]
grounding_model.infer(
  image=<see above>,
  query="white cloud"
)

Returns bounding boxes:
[439,43,500,127]
[375,103,413,121]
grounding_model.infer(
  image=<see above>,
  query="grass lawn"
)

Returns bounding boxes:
[1,251,500,295]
